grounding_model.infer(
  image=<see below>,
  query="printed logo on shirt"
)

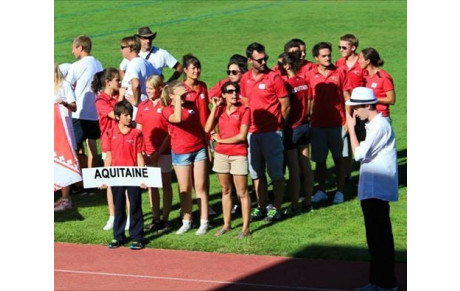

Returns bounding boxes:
[232,113,241,120]
[156,108,162,113]
[371,82,378,88]
[200,93,206,99]
[258,83,266,90]
[331,76,338,81]
[126,139,135,145]
[293,85,308,93]
[143,107,150,111]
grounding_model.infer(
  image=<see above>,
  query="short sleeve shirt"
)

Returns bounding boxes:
[107,126,144,166]
[122,57,161,102]
[119,46,178,73]
[183,81,210,128]
[305,65,352,127]
[162,102,206,154]
[214,105,251,156]
[364,69,394,117]
[136,99,171,155]
[240,70,289,133]
[95,92,118,152]
[335,57,365,89]
[285,75,310,129]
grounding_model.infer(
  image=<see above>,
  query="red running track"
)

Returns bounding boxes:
[54,242,406,290]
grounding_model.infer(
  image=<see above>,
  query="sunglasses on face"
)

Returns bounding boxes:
[224,89,239,94]
[120,45,130,49]
[338,46,349,50]
[226,70,241,76]
[252,55,269,64]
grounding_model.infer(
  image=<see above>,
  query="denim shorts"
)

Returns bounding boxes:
[171,148,207,166]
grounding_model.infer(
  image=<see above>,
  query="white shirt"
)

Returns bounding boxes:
[122,57,160,102]
[355,113,398,202]
[119,46,178,73]
[66,56,103,120]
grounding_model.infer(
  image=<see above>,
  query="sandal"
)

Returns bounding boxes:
[214,228,230,237]
[236,231,250,239]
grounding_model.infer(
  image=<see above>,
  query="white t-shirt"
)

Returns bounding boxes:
[121,56,160,102]
[55,80,77,149]
[119,46,178,73]
[66,56,103,120]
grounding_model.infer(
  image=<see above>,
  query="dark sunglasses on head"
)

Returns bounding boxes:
[226,70,241,76]
[252,55,269,63]
[224,89,239,94]
[338,46,348,50]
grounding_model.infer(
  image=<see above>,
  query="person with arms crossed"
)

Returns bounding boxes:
[204,81,252,238]
[305,42,352,205]
[66,35,103,171]
[345,87,399,291]
[240,42,290,222]
[119,26,183,83]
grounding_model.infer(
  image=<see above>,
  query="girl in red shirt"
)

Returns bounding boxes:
[277,52,314,215]
[161,80,210,235]
[93,68,123,231]
[204,81,251,238]
[136,74,173,233]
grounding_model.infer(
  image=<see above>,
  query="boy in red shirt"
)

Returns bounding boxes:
[101,100,147,250]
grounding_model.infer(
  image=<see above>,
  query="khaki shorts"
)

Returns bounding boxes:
[213,152,248,175]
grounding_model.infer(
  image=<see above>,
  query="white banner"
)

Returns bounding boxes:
[82,167,163,188]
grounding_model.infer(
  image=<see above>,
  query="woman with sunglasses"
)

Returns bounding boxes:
[358,48,396,120]
[204,81,251,238]
[277,52,314,215]
[208,54,248,100]
[161,80,210,235]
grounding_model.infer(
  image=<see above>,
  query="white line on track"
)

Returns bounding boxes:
[55,269,342,291]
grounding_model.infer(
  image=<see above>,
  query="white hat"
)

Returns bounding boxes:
[345,87,378,106]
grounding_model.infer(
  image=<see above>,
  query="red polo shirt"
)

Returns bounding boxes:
[364,69,394,117]
[95,92,118,152]
[240,69,289,133]
[335,57,365,89]
[285,75,310,129]
[136,99,171,155]
[162,102,206,154]
[305,65,351,127]
[214,104,251,156]
[297,61,316,80]
[183,80,210,128]
[208,77,231,99]
[107,126,144,166]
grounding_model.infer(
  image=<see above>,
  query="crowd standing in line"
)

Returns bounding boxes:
[54,25,400,291]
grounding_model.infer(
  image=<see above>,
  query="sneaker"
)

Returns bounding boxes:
[125,216,130,230]
[176,220,192,235]
[145,220,164,232]
[54,198,72,212]
[284,206,301,217]
[312,190,328,203]
[103,217,115,231]
[301,203,313,213]
[108,239,123,249]
[250,208,266,221]
[264,209,283,222]
[158,221,172,234]
[266,204,274,211]
[129,241,144,250]
[333,192,344,204]
[231,204,239,214]
[195,220,209,235]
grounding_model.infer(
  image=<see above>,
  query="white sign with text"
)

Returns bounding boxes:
[82,167,162,188]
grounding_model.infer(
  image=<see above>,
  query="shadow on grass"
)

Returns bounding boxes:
[212,245,407,291]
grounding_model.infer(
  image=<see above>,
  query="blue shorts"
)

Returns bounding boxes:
[247,131,284,181]
[171,148,207,166]
[310,127,349,162]
[283,122,310,150]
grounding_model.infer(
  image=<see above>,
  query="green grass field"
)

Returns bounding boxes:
[54,0,407,262]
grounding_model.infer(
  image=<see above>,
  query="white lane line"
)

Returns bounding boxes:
[55,269,342,291]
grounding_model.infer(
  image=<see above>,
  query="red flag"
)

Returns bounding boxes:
[54,104,82,191]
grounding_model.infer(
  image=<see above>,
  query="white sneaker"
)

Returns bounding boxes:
[103,216,114,230]
[176,220,192,235]
[266,204,274,211]
[333,192,344,204]
[125,216,130,230]
[312,190,328,203]
[195,220,209,235]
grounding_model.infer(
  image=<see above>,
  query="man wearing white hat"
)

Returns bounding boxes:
[346,87,399,291]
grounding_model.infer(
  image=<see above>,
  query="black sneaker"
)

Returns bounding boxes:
[250,208,266,221]
[301,203,313,213]
[264,209,283,222]
[108,239,123,249]
[158,221,172,234]
[144,220,164,232]
[129,241,144,250]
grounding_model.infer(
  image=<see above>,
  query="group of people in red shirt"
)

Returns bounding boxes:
[57,29,396,250]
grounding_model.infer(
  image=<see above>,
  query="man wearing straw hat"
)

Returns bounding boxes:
[119,26,183,83]
[346,87,399,291]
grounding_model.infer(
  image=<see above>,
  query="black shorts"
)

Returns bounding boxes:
[283,123,310,150]
[72,118,100,144]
